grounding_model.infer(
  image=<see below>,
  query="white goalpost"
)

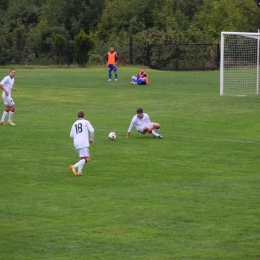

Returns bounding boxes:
[220,31,260,96]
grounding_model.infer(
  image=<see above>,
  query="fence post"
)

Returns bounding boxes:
[67,37,70,68]
[217,43,220,68]
[175,44,178,70]
[145,44,150,67]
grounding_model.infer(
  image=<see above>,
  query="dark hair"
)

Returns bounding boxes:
[77,110,85,118]
[136,108,143,114]
[10,68,15,72]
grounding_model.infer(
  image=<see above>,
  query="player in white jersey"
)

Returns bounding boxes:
[0,69,18,125]
[69,110,94,176]
[126,108,163,139]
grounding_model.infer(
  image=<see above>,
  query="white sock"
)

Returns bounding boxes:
[1,110,8,122]
[153,128,160,133]
[74,159,86,168]
[8,111,14,122]
[78,165,83,174]
[151,130,159,137]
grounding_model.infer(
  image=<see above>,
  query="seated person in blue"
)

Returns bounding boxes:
[131,67,149,85]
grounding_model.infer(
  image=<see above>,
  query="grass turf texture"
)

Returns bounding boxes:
[0,67,260,259]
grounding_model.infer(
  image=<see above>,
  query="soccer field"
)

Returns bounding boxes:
[0,67,259,259]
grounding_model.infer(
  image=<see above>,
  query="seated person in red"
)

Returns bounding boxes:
[131,67,149,85]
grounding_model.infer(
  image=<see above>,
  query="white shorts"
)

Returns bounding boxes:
[76,147,90,157]
[2,93,15,106]
[137,122,154,134]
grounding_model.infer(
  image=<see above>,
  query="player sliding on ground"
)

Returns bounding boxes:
[126,108,163,139]
[69,110,94,176]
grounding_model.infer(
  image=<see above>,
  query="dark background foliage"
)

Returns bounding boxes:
[0,0,259,65]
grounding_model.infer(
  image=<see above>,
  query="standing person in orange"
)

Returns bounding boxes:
[107,46,118,81]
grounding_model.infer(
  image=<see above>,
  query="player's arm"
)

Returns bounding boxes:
[115,53,118,64]
[0,83,8,95]
[12,86,18,92]
[126,117,136,138]
[87,122,94,143]
[70,126,74,138]
[89,131,94,144]
[144,73,148,84]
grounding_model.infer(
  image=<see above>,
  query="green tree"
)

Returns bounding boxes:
[53,34,67,65]
[192,0,260,43]
[0,0,8,10]
[174,0,203,19]
[67,0,105,37]
[0,41,2,63]
[41,0,105,38]
[30,20,53,56]
[0,0,40,64]
[96,0,161,41]
[74,29,94,66]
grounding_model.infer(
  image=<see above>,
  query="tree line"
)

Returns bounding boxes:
[0,0,259,66]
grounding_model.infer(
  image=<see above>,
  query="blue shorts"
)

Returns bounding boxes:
[137,78,146,85]
[108,65,117,71]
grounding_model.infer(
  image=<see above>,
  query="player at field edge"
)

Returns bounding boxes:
[0,68,18,125]
[126,108,163,139]
[107,46,118,81]
[69,110,94,176]
[131,67,149,85]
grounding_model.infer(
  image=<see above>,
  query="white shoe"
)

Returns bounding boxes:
[108,79,111,81]
[115,79,118,81]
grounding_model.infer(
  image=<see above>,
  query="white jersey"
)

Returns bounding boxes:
[128,113,152,132]
[1,75,14,96]
[70,118,94,149]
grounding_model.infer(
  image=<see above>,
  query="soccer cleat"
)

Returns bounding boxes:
[7,121,15,125]
[157,135,163,139]
[108,79,111,81]
[0,121,4,125]
[76,172,82,176]
[69,166,77,176]
[115,79,118,81]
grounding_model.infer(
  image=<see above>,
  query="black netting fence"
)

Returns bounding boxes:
[146,44,219,70]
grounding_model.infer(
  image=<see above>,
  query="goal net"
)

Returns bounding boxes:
[220,32,260,96]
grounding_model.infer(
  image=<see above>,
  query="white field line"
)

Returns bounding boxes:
[15,123,260,145]
[169,134,260,145]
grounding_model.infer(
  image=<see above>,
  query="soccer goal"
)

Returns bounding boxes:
[220,31,260,96]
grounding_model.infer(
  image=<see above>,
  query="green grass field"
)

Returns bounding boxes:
[0,67,259,259]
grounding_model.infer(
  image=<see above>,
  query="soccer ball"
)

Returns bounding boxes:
[108,132,116,140]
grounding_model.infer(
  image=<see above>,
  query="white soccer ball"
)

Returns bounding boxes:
[108,132,116,140]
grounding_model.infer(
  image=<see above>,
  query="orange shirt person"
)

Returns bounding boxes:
[107,46,118,81]
[131,67,148,85]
